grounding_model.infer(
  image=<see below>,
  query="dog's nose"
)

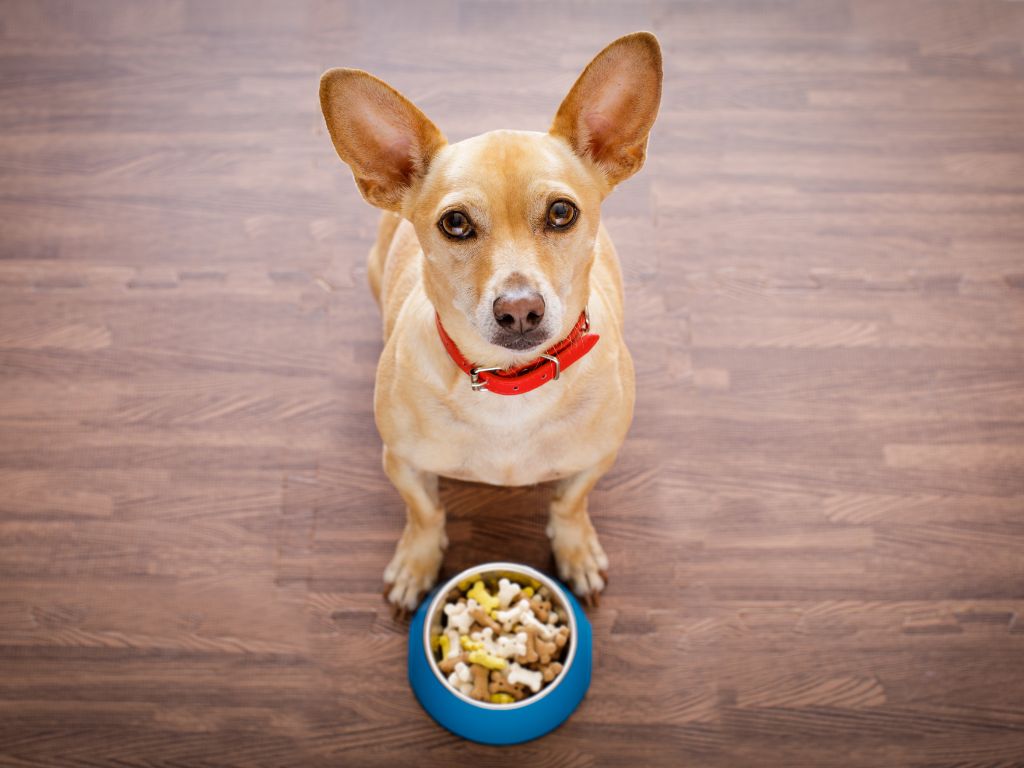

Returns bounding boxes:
[493,292,545,333]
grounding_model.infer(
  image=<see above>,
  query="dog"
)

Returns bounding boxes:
[319,32,662,612]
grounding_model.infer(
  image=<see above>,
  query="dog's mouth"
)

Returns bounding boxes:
[490,329,551,351]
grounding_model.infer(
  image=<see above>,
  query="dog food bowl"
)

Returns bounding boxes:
[408,562,592,745]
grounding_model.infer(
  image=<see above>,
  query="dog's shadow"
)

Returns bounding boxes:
[438,477,558,580]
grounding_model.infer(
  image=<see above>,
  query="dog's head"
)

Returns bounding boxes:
[320,33,662,365]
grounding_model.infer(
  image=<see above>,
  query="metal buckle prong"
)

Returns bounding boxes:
[539,353,561,381]
[469,365,502,392]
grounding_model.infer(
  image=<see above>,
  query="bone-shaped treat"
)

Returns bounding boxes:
[440,628,461,661]
[515,625,540,664]
[506,661,543,693]
[540,661,564,682]
[469,626,500,657]
[553,624,570,649]
[467,581,500,614]
[495,631,528,660]
[489,669,526,701]
[447,661,473,695]
[534,632,558,665]
[521,612,556,640]
[470,605,501,633]
[530,594,552,623]
[496,578,522,609]
[470,663,490,701]
[438,651,468,674]
[495,598,534,632]
[444,599,477,634]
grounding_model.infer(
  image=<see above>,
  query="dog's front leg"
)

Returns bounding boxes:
[547,454,616,604]
[381,445,448,612]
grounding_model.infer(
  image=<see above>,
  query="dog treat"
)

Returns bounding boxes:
[489,669,526,701]
[444,600,476,634]
[433,574,572,704]
[470,663,490,701]
[495,598,533,632]
[439,651,468,674]
[470,605,502,633]
[447,661,473,695]
[507,661,543,693]
[540,661,564,682]
[496,578,522,609]
[533,632,558,665]
[553,624,570,648]
[467,581,500,614]
[530,594,552,623]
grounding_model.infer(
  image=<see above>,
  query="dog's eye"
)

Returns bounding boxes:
[547,200,578,229]
[439,211,474,239]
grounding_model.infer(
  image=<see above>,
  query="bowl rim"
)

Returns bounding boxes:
[422,561,578,711]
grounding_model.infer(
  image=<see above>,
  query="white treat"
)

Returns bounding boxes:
[447,661,473,694]
[444,599,476,634]
[495,598,534,632]
[494,631,528,659]
[497,578,522,609]
[470,626,500,656]
[507,661,543,693]
[522,613,557,640]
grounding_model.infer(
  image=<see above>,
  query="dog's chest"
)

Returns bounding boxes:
[396,385,611,486]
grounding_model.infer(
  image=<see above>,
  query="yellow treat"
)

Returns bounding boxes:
[522,586,535,598]
[438,634,450,658]
[467,580,500,613]
[460,635,483,652]
[490,693,515,704]
[457,578,474,592]
[467,650,507,670]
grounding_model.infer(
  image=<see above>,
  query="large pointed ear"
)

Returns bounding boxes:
[319,69,447,212]
[550,32,662,188]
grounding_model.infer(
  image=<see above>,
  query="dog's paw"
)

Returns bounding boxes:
[546,515,609,605]
[383,523,447,614]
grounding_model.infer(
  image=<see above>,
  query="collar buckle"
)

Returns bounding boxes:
[469,365,502,392]
[538,353,561,381]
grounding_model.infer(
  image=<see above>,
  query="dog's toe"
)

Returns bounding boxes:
[549,517,609,606]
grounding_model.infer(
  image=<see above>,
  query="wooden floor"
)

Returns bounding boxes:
[2,1,1024,766]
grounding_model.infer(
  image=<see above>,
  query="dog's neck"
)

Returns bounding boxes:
[435,309,599,396]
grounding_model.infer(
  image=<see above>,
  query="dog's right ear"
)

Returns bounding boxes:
[319,69,447,212]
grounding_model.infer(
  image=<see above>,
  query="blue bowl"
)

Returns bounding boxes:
[408,562,592,745]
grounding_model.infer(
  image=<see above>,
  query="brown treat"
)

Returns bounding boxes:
[470,664,490,701]
[489,670,526,701]
[438,651,468,674]
[553,624,570,649]
[530,594,551,623]
[535,634,557,665]
[538,586,551,599]
[445,587,462,602]
[554,608,569,628]
[515,626,539,664]
[540,661,564,682]
[470,606,501,633]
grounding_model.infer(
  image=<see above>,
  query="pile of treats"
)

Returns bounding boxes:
[432,577,570,704]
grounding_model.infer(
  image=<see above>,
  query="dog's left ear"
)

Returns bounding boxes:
[550,32,662,188]
[320,69,447,212]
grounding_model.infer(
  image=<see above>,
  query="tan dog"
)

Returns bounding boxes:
[319,32,662,611]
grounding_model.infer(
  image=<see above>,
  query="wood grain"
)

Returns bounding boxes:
[1,1,1023,766]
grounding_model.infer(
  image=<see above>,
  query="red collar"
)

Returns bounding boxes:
[435,309,600,395]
